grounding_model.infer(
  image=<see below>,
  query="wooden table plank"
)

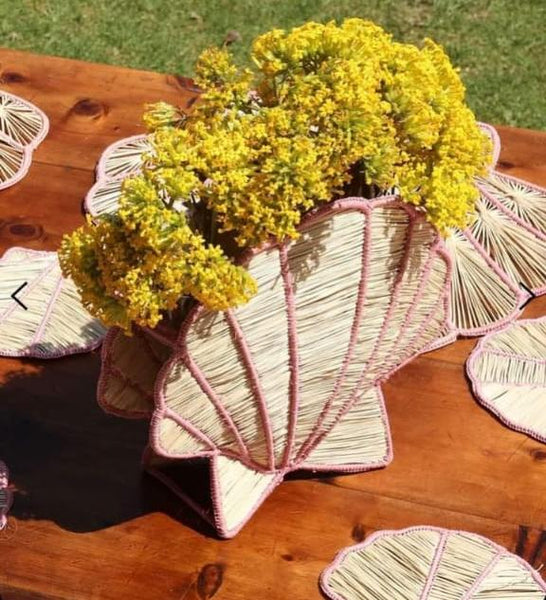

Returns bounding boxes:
[0,48,545,599]
[0,48,197,172]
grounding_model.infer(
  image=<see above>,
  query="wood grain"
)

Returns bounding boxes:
[0,48,545,600]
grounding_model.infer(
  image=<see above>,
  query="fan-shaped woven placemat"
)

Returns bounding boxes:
[321,526,546,599]
[84,134,151,216]
[0,90,49,190]
[432,123,546,348]
[467,317,546,443]
[0,247,107,358]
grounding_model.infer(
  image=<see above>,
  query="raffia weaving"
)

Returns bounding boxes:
[0,248,106,358]
[0,90,49,190]
[432,123,546,348]
[84,134,151,217]
[98,326,174,418]
[147,196,451,537]
[321,526,546,600]
[467,317,546,443]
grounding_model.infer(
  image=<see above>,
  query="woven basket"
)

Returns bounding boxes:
[98,195,452,536]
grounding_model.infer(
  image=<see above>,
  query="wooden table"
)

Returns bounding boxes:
[0,48,545,600]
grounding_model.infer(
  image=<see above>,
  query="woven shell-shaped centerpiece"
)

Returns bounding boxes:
[148,197,451,537]
[321,526,546,600]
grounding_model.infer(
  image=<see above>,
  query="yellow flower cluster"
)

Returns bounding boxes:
[60,18,491,330]
[59,177,256,331]
[143,19,490,243]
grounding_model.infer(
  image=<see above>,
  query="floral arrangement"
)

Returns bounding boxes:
[60,18,491,332]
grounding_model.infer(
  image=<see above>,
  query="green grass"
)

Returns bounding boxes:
[1,0,545,128]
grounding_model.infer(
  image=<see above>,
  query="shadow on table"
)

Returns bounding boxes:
[0,350,214,536]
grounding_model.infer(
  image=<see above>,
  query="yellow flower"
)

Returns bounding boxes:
[61,18,492,329]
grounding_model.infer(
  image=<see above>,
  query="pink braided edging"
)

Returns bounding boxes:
[83,176,124,217]
[447,227,529,339]
[433,123,544,342]
[477,174,546,297]
[0,90,50,150]
[0,132,33,191]
[95,133,149,181]
[148,196,452,537]
[0,91,49,190]
[466,316,546,444]
[320,525,546,600]
[84,134,149,216]
[0,247,105,359]
[0,460,12,530]
[97,325,176,419]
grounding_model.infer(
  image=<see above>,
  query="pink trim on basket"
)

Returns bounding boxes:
[299,385,394,473]
[320,526,546,600]
[179,341,252,460]
[278,244,301,470]
[418,531,448,600]
[149,196,453,537]
[97,328,152,420]
[0,247,105,359]
[224,309,275,470]
[466,316,546,444]
[209,454,284,538]
[295,210,372,463]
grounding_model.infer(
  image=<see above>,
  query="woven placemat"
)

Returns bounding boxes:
[147,196,451,537]
[0,247,107,358]
[433,123,546,347]
[467,316,546,443]
[0,90,49,190]
[85,134,151,216]
[321,526,546,599]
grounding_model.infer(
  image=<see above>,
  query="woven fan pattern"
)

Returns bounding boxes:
[0,248,107,358]
[467,317,546,443]
[0,460,11,531]
[84,134,151,216]
[436,123,546,344]
[0,90,49,190]
[98,326,174,418]
[147,196,452,537]
[321,526,546,600]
